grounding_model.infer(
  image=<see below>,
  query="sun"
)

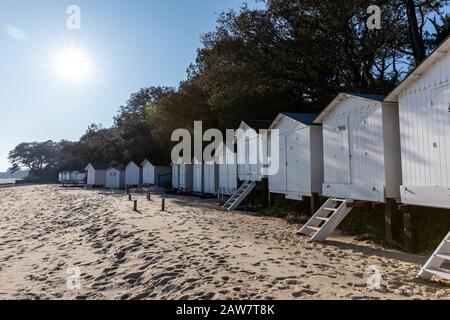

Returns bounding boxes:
[50,45,94,84]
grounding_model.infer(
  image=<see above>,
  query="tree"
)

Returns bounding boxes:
[114,86,174,162]
[398,0,449,64]
[188,0,414,128]
[8,141,61,182]
[81,124,126,164]
[8,141,60,172]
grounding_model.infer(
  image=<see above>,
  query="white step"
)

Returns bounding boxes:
[435,253,450,260]
[222,181,256,211]
[424,268,450,280]
[298,198,353,242]
[419,230,450,282]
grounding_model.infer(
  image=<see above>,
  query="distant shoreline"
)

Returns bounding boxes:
[0,179,19,185]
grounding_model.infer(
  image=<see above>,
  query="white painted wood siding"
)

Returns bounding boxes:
[204,162,219,194]
[322,96,401,202]
[125,162,142,186]
[218,144,238,195]
[399,81,450,189]
[193,162,204,193]
[268,116,323,199]
[86,165,106,186]
[106,169,125,189]
[172,164,179,189]
[179,164,193,192]
[142,162,155,185]
[236,125,267,182]
[396,53,450,208]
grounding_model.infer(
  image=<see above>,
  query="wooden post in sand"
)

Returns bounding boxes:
[128,194,132,201]
[310,193,320,216]
[400,205,417,252]
[161,198,165,211]
[147,193,151,201]
[133,200,138,212]
[385,199,401,245]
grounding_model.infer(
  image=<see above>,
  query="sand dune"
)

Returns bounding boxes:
[0,185,448,300]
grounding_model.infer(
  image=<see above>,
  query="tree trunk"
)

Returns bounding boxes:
[405,0,426,64]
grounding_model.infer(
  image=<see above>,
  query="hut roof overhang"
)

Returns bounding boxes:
[385,36,450,103]
[315,92,385,124]
[268,113,320,131]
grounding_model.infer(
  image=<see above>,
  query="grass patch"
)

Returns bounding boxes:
[258,204,310,224]
[339,207,385,242]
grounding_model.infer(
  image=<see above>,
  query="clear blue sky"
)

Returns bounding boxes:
[0,0,260,171]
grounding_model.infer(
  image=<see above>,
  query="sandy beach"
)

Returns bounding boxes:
[0,184,448,300]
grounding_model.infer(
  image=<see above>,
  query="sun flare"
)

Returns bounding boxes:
[50,45,94,84]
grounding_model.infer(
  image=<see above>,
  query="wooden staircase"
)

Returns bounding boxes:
[419,231,450,281]
[222,181,256,211]
[298,198,353,241]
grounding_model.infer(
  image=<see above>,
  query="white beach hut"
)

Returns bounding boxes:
[268,113,323,201]
[105,166,125,189]
[385,38,450,210]
[384,38,450,281]
[316,92,402,203]
[62,171,70,182]
[192,159,204,194]
[125,161,142,187]
[179,163,193,192]
[236,120,272,182]
[204,160,219,195]
[69,171,87,184]
[172,163,180,190]
[298,93,402,242]
[85,163,108,187]
[218,143,238,196]
[141,159,171,186]
[59,171,67,183]
[222,120,272,211]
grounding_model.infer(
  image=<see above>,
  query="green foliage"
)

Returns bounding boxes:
[8,141,61,182]
[408,207,450,253]
[339,207,385,241]
[259,204,310,224]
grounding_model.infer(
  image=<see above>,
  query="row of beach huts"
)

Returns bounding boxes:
[59,159,171,189]
[60,37,450,282]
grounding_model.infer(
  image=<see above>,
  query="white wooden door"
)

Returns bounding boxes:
[237,138,246,181]
[279,134,287,192]
[431,85,450,187]
[244,137,251,180]
[248,136,258,180]
[335,116,351,184]
[348,114,357,185]
[287,129,309,193]
[268,132,286,193]
[148,165,155,184]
